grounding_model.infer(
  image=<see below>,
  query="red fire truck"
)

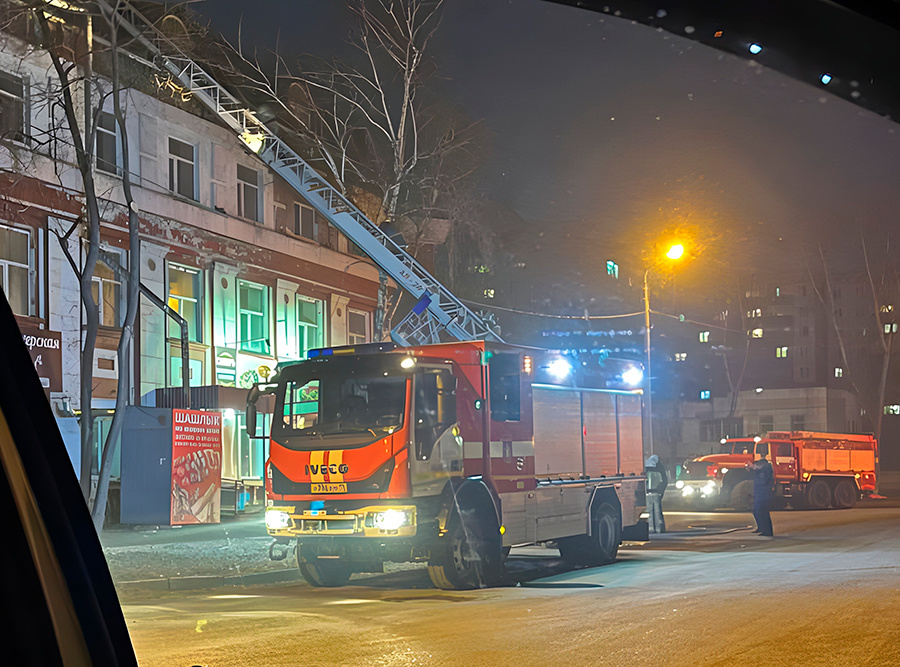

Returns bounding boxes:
[248,341,648,589]
[676,431,877,510]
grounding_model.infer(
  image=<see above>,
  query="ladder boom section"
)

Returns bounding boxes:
[97,0,501,346]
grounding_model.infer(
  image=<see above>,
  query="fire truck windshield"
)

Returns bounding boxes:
[272,356,409,447]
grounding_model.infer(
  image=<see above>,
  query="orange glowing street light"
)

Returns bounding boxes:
[644,242,685,456]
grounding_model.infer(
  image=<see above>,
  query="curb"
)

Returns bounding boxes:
[116,568,301,591]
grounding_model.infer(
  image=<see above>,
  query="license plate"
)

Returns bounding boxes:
[311,483,347,493]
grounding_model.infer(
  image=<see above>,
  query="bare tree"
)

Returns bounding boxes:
[218,0,484,339]
[32,0,143,529]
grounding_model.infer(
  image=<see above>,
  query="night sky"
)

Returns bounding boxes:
[197,0,900,291]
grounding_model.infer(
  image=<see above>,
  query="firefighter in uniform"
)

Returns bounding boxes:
[645,454,668,534]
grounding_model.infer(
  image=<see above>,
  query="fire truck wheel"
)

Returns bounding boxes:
[831,480,857,509]
[427,511,503,590]
[729,480,754,511]
[806,479,832,510]
[297,550,353,587]
[592,502,621,565]
[558,502,620,566]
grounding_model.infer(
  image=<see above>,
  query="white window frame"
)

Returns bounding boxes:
[348,308,369,345]
[166,263,203,343]
[238,280,270,355]
[0,70,27,143]
[237,164,260,221]
[293,202,318,240]
[168,136,196,200]
[297,295,324,359]
[95,110,122,176]
[0,224,33,316]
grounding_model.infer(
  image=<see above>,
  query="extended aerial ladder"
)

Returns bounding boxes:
[90,0,502,346]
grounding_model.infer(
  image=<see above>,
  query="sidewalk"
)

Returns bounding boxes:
[101,506,300,591]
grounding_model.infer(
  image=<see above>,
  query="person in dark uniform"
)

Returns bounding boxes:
[645,454,668,534]
[748,455,775,536]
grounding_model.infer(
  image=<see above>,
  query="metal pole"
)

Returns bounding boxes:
[644,269,653,456]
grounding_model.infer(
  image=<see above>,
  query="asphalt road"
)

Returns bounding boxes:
[119,502,900,666]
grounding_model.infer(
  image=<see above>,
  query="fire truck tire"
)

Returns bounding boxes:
[729,480,754,511]
[806,479,832,509]
[297,549,353,587]
[427,511,503,590]
[831,480,857,509]
[558,502,620,566]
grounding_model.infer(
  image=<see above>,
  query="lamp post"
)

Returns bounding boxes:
[643,243,684,458]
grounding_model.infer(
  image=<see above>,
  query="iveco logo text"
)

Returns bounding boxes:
[306,463,349,475]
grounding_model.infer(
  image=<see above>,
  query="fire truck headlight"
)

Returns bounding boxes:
[372,509,411,531]
[265,510,291,530]
[675,480,685,489]
[682,486,695,497]
[702,481,717,496]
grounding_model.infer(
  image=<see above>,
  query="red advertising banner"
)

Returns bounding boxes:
[171,409,222,525]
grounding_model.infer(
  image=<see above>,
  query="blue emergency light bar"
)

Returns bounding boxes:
[307,342,397,359]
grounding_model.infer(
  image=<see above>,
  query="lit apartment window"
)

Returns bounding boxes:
[483,288,495,299]
[167,264,202,342]
[885,405,900,416]
[699,331,709,343]
[0,224,32,315]
[834,367,843,378]
[674,352,687,362]
[96,111,120,175]
[699,390,711,400]
[881,304,894,313]
[294,203,317,240]
[751,328,764,338]
[885,323,898,334]
[776,346,788,358]
[237,164,260,221]
[348,309,369,345]
[91,259,121,327]
[606,260,618,278]
[297,296,324,359]
[0,71,26,142]
[168,137,196,200]
[238,280,269,354]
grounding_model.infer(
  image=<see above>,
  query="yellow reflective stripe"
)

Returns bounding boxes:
[310,450,325,483]
[329,450,344,483]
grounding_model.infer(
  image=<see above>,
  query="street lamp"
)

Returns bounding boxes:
[643,243,685,457]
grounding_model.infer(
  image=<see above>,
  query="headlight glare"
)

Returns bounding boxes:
[265,510,291,530]
[373,509,409,531]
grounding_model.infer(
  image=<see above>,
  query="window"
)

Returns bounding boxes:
[881,304,894,313]
[790,414,805,430]
[699,331,709,343]
[674,352,687,362]
[348,309,369,345]
[297,296,324,359]
[776,346,788,358]
[167,264,202,342]
[168,137,196,199]
[237,164,260,221]
[701,417,743,441]
[96,111,119,175]
[606,260,618,278]
[749,308,761,318]
[699,390,711,400]
[775,287,780,297]
[885,323,898,334]
[0,225,31,315]
[751,328,763,338]
[0,71,26,142]
[238,280,269,354]
[802,326,809,337]
[759,415,774,433]
[834,367,843,378]
[415,368,458,460]
[294,203,318,240]
[91,259,121,327]
[885,405,900,416]
[800,367,809,379]
[490,353,521,422]
[483,288,495,299]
